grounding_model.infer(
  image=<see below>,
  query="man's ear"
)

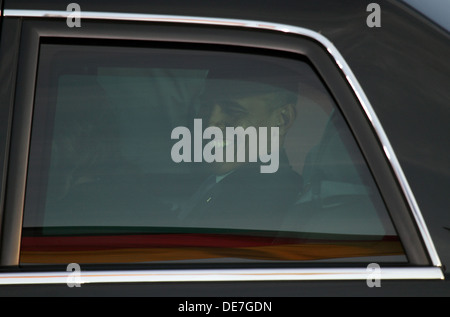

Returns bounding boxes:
[277,103,297,137]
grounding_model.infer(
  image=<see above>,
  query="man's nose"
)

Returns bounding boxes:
[206,103,226,129]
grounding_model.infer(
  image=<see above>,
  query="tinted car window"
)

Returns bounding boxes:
[21,43,406,265]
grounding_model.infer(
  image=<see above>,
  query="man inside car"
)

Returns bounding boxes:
[177,73,302,231]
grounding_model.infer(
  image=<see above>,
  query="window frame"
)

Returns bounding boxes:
[0,11,442,283]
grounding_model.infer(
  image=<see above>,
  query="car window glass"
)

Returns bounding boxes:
[21,43,407,265]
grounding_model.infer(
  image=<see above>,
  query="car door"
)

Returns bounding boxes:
[0,8,446,297]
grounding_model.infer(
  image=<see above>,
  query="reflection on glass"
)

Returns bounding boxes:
[21,44,406,265]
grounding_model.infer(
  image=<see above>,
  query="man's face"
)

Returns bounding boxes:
[199,92,281,175]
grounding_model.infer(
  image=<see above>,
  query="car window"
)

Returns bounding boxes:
[21,42,407,265]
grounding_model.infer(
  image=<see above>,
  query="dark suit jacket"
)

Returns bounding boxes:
[179,152,302,231]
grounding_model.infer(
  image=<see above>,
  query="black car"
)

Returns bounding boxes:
[0,0,449,297]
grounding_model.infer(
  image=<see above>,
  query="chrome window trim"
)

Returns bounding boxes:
[0,267,444,285]
[1,10,443,280]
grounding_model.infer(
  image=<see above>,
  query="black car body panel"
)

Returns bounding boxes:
[0,0,448,296]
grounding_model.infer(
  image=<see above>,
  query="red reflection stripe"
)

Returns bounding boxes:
[21,233,400,252]
[21,234,280,252]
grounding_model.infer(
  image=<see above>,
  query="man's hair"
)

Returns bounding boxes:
[265,90,297,111]
[202,78,297,108]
